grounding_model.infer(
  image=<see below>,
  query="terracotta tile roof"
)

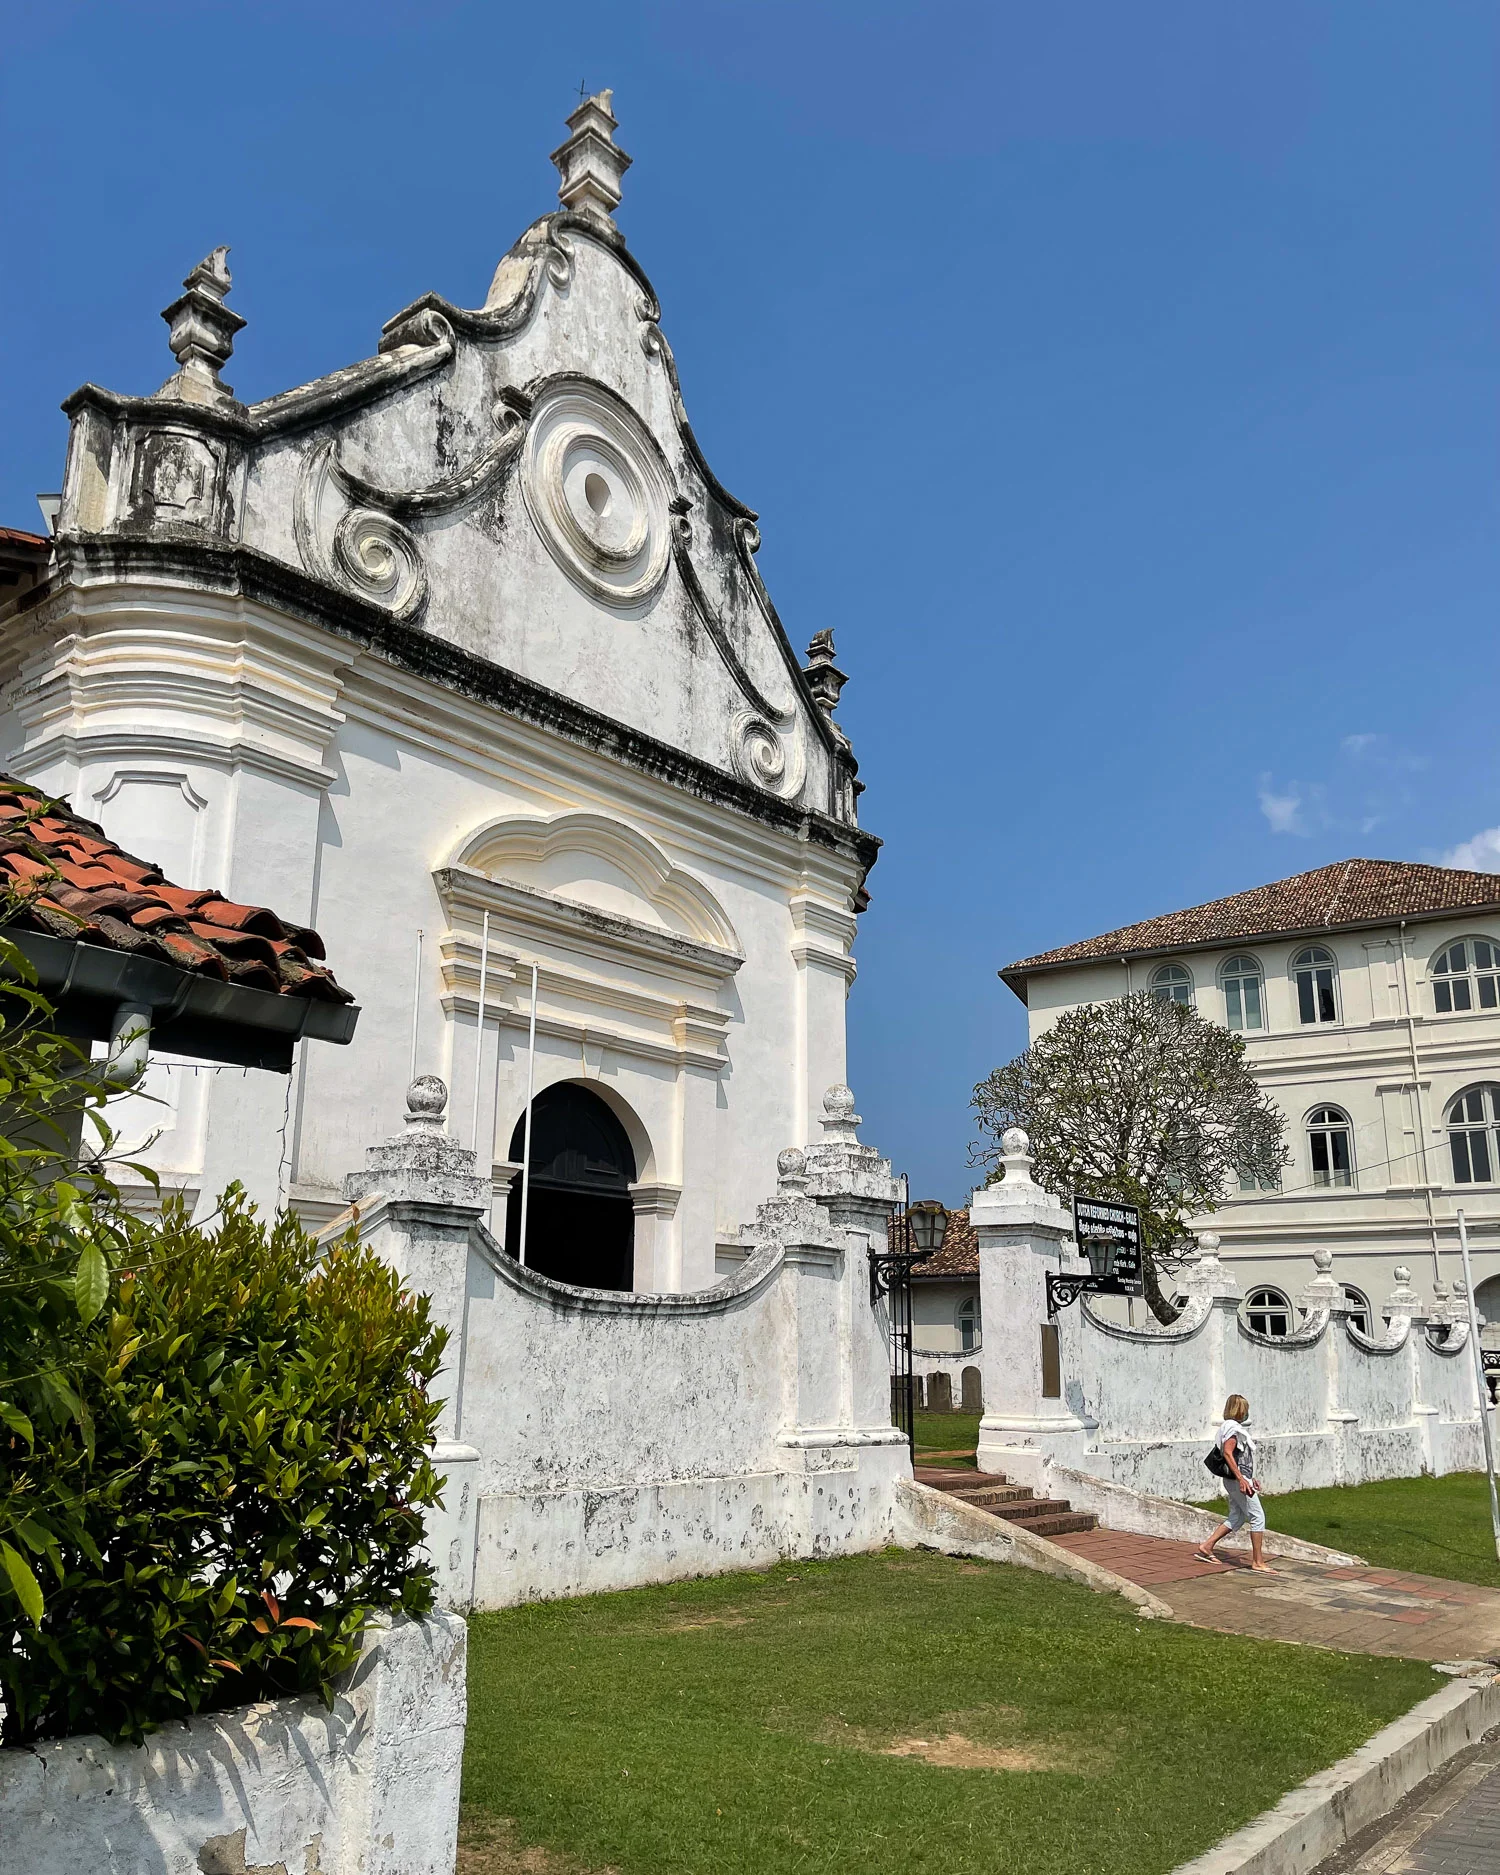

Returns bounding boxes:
[1003,859,1500,986]
[0,776,352,1002]
[901,1207,977,1279]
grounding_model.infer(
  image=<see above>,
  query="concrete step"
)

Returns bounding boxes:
[1020,1512,1098,1537]
[945,1483,1037,1509]
[920,1464,1098,1540]
[987,1496,1086,1524]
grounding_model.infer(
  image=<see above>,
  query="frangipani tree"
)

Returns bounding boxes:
[971,991,1288,1321]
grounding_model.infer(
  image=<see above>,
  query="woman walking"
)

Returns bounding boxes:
[1196,1394,1274,1571]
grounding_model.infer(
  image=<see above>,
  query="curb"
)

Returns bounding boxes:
[1169,1671,1500,1875]
[891,1478,1174,1620]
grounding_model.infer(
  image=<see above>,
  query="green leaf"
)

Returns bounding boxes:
[1,1539,45,1626]
[74,1241,109,1325]
[0,1401,35,1446]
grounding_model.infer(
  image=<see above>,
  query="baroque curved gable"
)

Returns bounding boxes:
[51,96,862,834]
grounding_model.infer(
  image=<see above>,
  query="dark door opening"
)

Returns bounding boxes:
[505,1082,637,1291]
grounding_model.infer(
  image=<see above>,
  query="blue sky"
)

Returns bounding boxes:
[3,4,1496,1202]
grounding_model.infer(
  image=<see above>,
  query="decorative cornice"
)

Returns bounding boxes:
[20,535,881,879]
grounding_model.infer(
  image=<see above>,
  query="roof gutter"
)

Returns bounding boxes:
[999,899,1500,1003]
[5,929,359,1073]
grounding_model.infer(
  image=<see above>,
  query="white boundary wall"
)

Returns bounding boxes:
[973,1132,1492,1501]
[328,1080,910,1610]
[0,1614,465,1875]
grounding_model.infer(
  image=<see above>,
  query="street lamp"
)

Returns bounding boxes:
[1081,1232,1116,1283]
[907,1199,949,1256]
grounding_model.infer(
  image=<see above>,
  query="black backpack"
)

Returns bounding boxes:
[1204,1443,1232,1479]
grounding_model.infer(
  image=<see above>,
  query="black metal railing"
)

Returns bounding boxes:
[870,1186,934,1463]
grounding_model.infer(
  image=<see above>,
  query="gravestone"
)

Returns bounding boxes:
[961,1365,983,1413]
[928,1370,953,1412]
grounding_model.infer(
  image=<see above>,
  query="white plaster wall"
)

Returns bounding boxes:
[974,1159,1494,1502]
[0,595,861,1286]
[0,1614,465,1875]
[458,1225,906,1606]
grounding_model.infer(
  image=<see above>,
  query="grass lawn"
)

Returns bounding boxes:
[461,1548,1436,1875]
[914,1409,980,1465]
[1201,1470,1500,1589]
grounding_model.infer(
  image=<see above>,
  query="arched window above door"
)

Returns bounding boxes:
[505,1082,639,1291]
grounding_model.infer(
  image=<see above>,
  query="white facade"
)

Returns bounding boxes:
[0,96,873,1291]
[1014,908,1500,1326]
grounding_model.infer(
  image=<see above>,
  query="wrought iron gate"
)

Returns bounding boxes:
[870,1184,932,1462]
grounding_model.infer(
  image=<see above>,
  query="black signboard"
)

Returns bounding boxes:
[1072,1196,1143,1296]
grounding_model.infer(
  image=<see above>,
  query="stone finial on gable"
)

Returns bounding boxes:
[803,630,848,720]
[156,246,246,406]
[551,89,632,224]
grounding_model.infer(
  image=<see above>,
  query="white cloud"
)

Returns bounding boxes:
[1341,733,1378,757]
[1258,779,1306,836]
[1443,827,1500,871]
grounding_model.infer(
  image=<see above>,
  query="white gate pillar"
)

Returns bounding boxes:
[333,1074,489,1611]
[972,1129,1090,1488]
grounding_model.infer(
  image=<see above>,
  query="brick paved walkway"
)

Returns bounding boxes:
[1049,1528,1500,1663]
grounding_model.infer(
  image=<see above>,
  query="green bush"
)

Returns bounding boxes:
[0,935,140,1639]
[1,1188,447,1747]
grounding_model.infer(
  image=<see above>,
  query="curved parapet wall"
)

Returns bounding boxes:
[334,1083,908,1610]
[971,1149,1493,1501]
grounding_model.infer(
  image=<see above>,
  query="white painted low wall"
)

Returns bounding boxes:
[972,1135,1495,1502]
[332,1082,910,1612]
[0,1613,466,1875]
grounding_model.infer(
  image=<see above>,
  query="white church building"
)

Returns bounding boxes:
[0,92,875,1298]
[1003,859,1500,1335]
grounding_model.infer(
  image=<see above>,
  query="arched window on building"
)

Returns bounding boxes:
[1151,963,1194,1006]
[956,1295,979,1354]
[1292,946,1339,1025]
[1431,938,1500,1014]
[1447,1084,1500,1185]
[1341,1285,1372,1334]
[1245,1286,1293,1337]
[505,1082,638,1291]
[1308,1105,1354,1188]
[1220,954,1265,1031]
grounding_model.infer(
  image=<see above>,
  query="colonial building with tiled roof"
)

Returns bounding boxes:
[0,96,874,1275]
[1001,860,1500,1333]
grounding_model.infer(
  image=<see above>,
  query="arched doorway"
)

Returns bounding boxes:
[505,1082,637,1291]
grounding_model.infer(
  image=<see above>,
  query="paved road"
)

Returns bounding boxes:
[1312,1736,1500,1874]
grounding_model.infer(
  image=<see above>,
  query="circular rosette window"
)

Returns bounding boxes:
[520,381,673,607]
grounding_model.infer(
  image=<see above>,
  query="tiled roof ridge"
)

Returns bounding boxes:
[0,775,352,1002]
[1005,857,1500,977]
